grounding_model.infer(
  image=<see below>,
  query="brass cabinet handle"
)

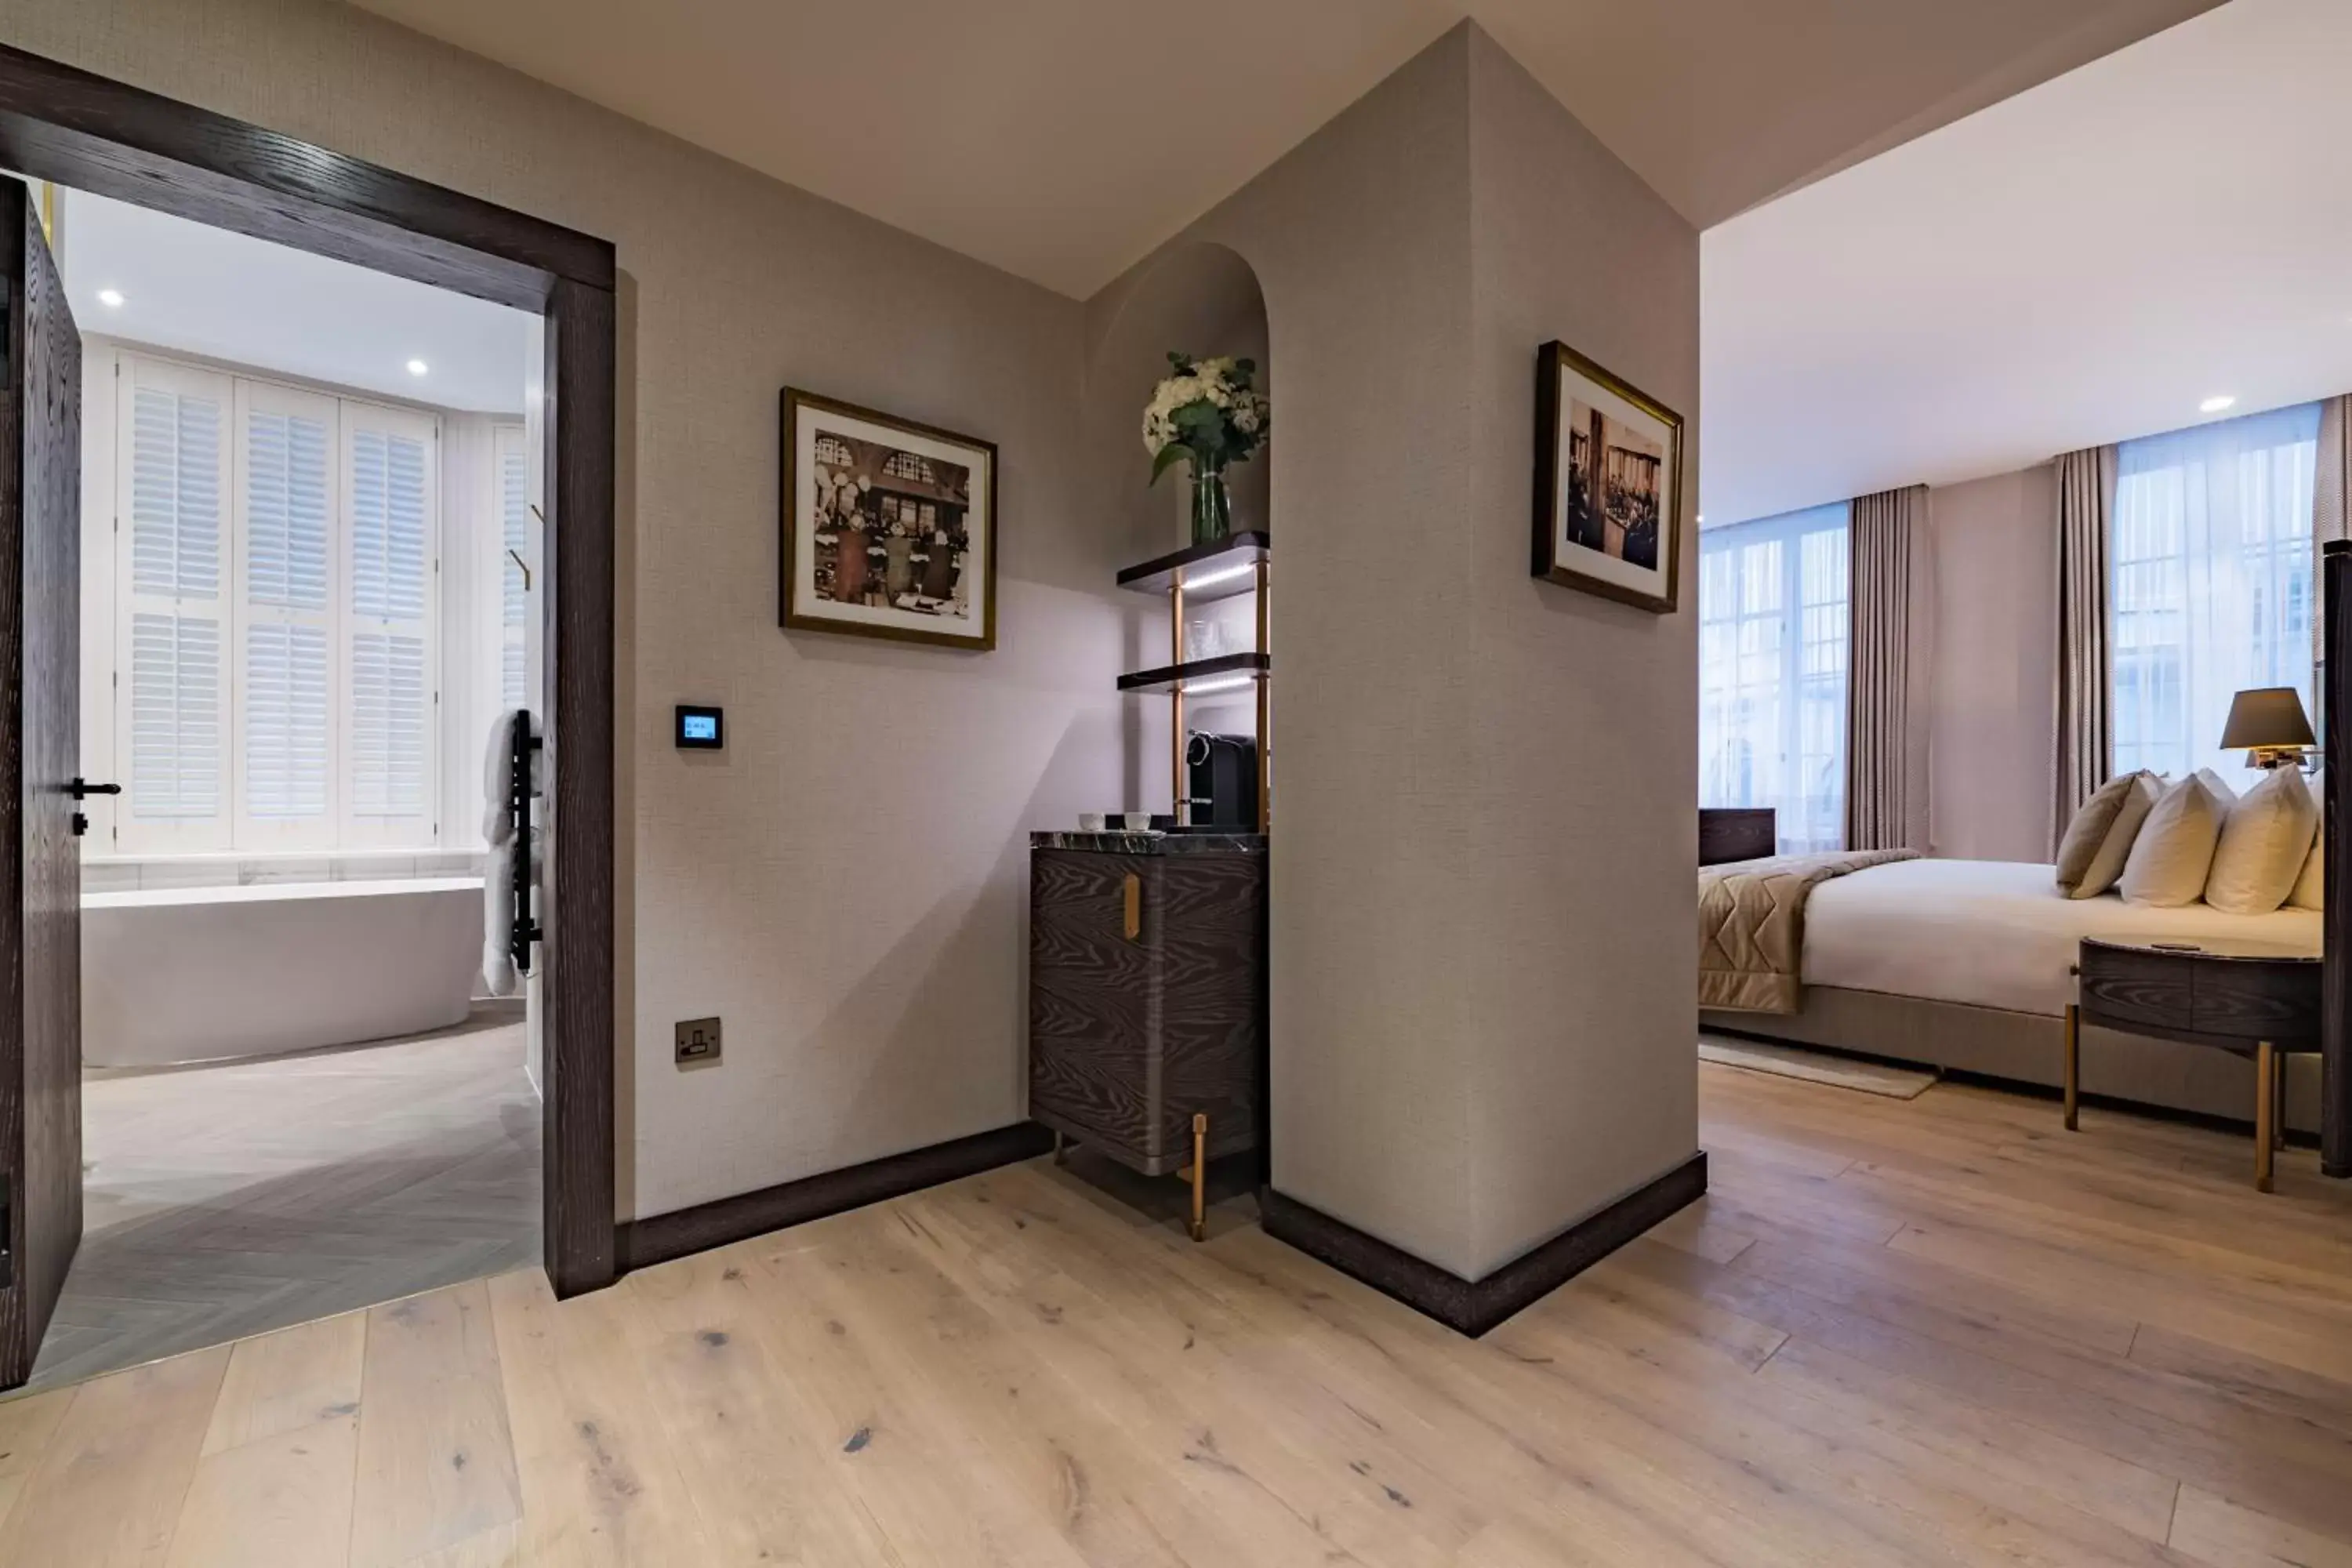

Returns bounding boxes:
[1122,872,1141,942]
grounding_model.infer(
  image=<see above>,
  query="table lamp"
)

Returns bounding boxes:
[2219,687,2317,771]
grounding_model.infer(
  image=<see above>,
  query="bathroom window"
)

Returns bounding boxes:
[98,350,491,857]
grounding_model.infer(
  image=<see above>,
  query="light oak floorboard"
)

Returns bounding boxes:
[0,1065,2344,1564]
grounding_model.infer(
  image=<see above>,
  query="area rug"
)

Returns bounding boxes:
[1698,1034,1938,1099]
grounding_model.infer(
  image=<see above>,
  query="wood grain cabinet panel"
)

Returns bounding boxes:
[1028,836,1266,1177]
[2078,946,2199,1039]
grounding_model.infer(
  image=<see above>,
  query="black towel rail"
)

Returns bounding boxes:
[510,712,543,975]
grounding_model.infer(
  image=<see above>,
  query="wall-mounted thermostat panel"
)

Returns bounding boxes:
[676,705,724,750]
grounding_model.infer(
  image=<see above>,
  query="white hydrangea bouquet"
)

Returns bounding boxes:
[1143,352,1269,544]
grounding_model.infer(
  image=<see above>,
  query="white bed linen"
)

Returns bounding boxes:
[1801,858,2320,1018]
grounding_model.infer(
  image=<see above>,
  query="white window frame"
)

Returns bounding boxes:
[1697,502,1851,854]
[100,346,446,858]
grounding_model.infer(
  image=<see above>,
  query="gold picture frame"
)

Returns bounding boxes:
[1530,341,1685,614]
[779,387,1000,650]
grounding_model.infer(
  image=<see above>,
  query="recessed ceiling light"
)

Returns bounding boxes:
[96,288,124,309]
[405,358,430,377]
[2200,394,2237,414]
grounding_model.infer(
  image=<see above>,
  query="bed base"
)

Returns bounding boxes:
[1702,986,2325,1134]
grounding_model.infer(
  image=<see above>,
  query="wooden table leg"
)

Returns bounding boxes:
[1053,1130,1068,1167]
[2256,1043,2277,1193]
[2063,1004,2079,1131]
[1189,1113,1208,1242]
[2276,1058,2289,1151]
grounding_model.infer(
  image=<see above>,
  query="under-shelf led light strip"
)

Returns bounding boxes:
[1181,675,1257,698]
[1177,561,1258,593]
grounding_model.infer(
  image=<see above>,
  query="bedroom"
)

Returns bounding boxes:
[1695,0,2350,1191]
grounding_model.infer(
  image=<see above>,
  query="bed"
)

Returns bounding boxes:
[1700,855,2327,1131]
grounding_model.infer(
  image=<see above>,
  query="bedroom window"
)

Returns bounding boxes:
[2111,402,2321,782]
[1698,502,1851,853]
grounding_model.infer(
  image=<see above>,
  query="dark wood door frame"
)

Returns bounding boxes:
[0,43,619,1295]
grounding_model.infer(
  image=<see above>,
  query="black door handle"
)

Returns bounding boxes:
[67,778,121,799]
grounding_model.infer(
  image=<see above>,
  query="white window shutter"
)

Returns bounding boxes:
[116,358,234,853]
[496,426,532,712]
[234,381,339,844]
[343,404,440,844]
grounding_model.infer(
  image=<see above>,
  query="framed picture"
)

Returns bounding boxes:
[1530,341,1685,614]
[780,388,998,650]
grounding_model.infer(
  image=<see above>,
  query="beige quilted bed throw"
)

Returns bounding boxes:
[1699,848,1920,1013]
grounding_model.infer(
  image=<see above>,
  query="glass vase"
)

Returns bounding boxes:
[1190,460,1232,547]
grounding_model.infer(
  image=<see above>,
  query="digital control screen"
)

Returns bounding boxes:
[676,706,724,750]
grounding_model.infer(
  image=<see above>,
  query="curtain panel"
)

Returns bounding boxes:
[2053,445,2118,850]
[1844,485,1922,851]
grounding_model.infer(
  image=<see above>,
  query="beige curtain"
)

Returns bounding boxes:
[2317,396,2351,666]
[2053,445,2118,849]
[1845,486,1922,851]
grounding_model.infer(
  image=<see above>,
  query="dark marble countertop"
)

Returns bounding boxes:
[1031,830,1267,855]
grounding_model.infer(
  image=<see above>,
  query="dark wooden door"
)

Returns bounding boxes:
[0,182,81,1388]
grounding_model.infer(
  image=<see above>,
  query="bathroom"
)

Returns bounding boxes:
[34,178,545,1388]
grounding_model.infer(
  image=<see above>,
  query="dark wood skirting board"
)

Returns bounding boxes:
[2325,541,2350,1178]
[615,1123,1054,1273]
[0,42,625,1312]
[1261,1152,1708,1338]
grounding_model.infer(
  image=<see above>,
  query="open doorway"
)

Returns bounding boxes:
[0,42,618,1394]
[12,183,547,1388]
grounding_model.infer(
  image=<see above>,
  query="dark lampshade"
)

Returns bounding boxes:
[2219,686,2316,750]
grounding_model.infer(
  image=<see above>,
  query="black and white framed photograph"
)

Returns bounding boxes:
[780,388,998,650]
[1531,340,1685,613]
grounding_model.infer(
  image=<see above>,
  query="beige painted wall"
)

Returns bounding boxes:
[13,0,1117,1220]
[1929,464,2058,862]
[1115,22,1701,1281]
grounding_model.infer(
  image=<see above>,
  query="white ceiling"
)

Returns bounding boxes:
[1701,0,2352,527]
[56,191,530,413]
[345,0,2215,299]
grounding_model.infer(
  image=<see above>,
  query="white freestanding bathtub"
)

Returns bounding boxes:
[82,877,485,1068]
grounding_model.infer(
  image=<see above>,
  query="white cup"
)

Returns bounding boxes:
[1122,811,1153,831]
[1077,813,1106,831]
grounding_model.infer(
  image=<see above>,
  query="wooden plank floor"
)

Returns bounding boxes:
[3,1062,2350,1565]
[32,1021,541,1392]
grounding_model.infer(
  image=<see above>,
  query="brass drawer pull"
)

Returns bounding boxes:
[1122,873,1141,942]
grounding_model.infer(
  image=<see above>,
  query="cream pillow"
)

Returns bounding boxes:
[2118,770,2235,908]
[2071,772,2161,898]
[2055,771,2158,896]
[2206,767,2321,914]
[2290,781,2324,910]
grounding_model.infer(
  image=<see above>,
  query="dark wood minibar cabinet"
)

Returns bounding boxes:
[1028,830,1268,1238]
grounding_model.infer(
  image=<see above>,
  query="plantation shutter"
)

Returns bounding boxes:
[495,423,533,712]
[234,382,338,844]
[343,404,439,843]
[117,358,234,851]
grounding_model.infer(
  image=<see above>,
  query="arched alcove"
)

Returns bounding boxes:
[1081,241,1273,810]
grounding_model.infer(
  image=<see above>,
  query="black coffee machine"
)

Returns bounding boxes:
[1185,731,1260,829]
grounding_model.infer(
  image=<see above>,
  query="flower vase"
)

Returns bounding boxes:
[1190,460,1232,546]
